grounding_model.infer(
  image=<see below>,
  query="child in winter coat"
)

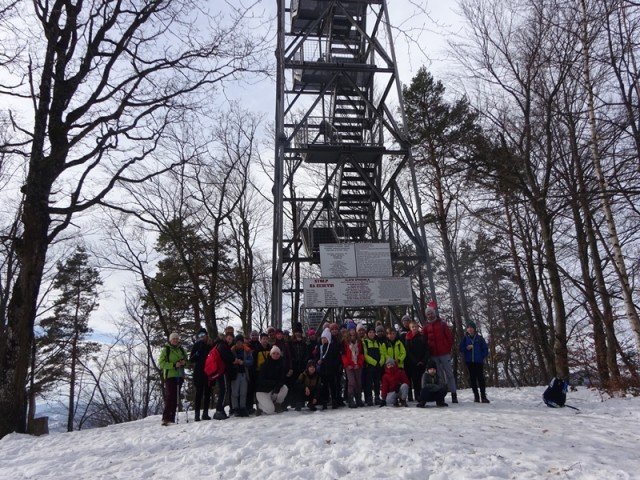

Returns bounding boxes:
[295,360,322,411]
[459,321,490,403]
[380,358,410,407]
[342,329,365,408]
[230,335,254,417]
[417,360,448,407]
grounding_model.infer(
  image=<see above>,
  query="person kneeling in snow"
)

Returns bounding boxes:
[295,360,322,411]
[417,360,448,407]
[256,346,289,414]
[379,357,410,407]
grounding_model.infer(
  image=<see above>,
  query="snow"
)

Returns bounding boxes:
[2,387,639,480]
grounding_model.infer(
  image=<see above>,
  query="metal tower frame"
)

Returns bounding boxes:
[272,0,436,329]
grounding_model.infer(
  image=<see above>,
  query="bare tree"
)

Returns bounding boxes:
[0,0,269,437]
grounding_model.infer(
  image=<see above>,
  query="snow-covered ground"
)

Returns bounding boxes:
[1,387,638,480]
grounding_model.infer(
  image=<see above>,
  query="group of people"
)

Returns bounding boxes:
[157,307,490,426]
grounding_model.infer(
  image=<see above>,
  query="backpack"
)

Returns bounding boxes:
[543,377,568,408]
[204,344,225,381]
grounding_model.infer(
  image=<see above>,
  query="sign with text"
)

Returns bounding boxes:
[320,243,392,278]
[320,244,357,277]
[303,277,412,308]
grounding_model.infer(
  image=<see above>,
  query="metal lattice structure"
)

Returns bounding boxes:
[272,0,436,329]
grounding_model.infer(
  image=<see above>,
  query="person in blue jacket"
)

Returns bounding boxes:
[459,321,490,403]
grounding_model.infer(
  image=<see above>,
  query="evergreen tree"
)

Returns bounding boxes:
[37,246,102,432]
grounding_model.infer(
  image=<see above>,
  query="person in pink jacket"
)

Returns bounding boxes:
[342,329,365,408]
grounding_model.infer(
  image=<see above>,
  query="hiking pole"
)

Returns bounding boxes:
[176,379,180,424]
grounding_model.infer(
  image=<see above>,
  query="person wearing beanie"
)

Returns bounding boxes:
[316,327,342,409]
[362,325,384,406]
[459,321,490,403]
[379,357,410,407]
[417,360,448,407]
[158,332,189,425]
[421,305,458,403]
[189,328,213,421]
[295,360,322,411]
[229,333,254,417]
[256,346,289,414]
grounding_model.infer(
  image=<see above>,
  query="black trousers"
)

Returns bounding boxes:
[466,362,486,395]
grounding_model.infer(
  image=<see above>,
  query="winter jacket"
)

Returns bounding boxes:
[422,318,453,356]
[381,338,407,369]
[231,344,254,375]
[254,345,270,371]
[341,339,365,369]
[362,337,384,367]
[189,339,213,384]
[380,364,410,398]
[256,355,287,393]
[158,344,188,379]
[421,370,446,394]
[297,370,321,390]
[216,340,237,376]
[459,333,489,364]
[316,340,341,375]
[404,331,429,369]
[289,339,310,373]
[274,338,292,371]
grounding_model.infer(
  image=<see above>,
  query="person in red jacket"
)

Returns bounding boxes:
[342,329,365,408]
[380,358,410,407]
[422,305,458,403]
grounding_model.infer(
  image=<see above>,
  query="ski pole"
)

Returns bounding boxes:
[176,379,180,424]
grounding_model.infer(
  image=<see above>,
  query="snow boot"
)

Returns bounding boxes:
[473,389,480,403]
[213,410,228,420]
[194,411,200,422]
[436,401,449,407]
[201,411,211,420]
[451,392,458,404]
[481,394,490,404]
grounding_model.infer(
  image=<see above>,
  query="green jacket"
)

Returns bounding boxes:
[381,339,407,369]
[362,338,384,367]
[158,343,189,379]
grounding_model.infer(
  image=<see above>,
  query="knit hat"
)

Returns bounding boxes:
[426,359,437,370]
[466,321,477,330]
[375,325,385,334]
[197,328,208,338]
[169,332,179,341]
[425,306,437,322]
[234,334,245,343]
[270,346,281,356]
[267,326,276,334]
[385,357,396,367]
[321,328,332,343]
[347,321,357,331]
[356,323,366,332]
[401,314,411,322]
[250,330,259,338]
[308,329,316,337]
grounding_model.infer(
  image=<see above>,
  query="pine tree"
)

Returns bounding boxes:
[37,246,102,432]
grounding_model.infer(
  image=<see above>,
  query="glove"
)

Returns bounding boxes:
[379,400,387,407]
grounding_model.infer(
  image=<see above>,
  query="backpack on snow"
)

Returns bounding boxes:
[543,377,568,408]
[204,344,225,382]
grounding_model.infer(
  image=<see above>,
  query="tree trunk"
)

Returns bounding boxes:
[579,0,640,352]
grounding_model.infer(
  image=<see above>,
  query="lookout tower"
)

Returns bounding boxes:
[272,0,435,329]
